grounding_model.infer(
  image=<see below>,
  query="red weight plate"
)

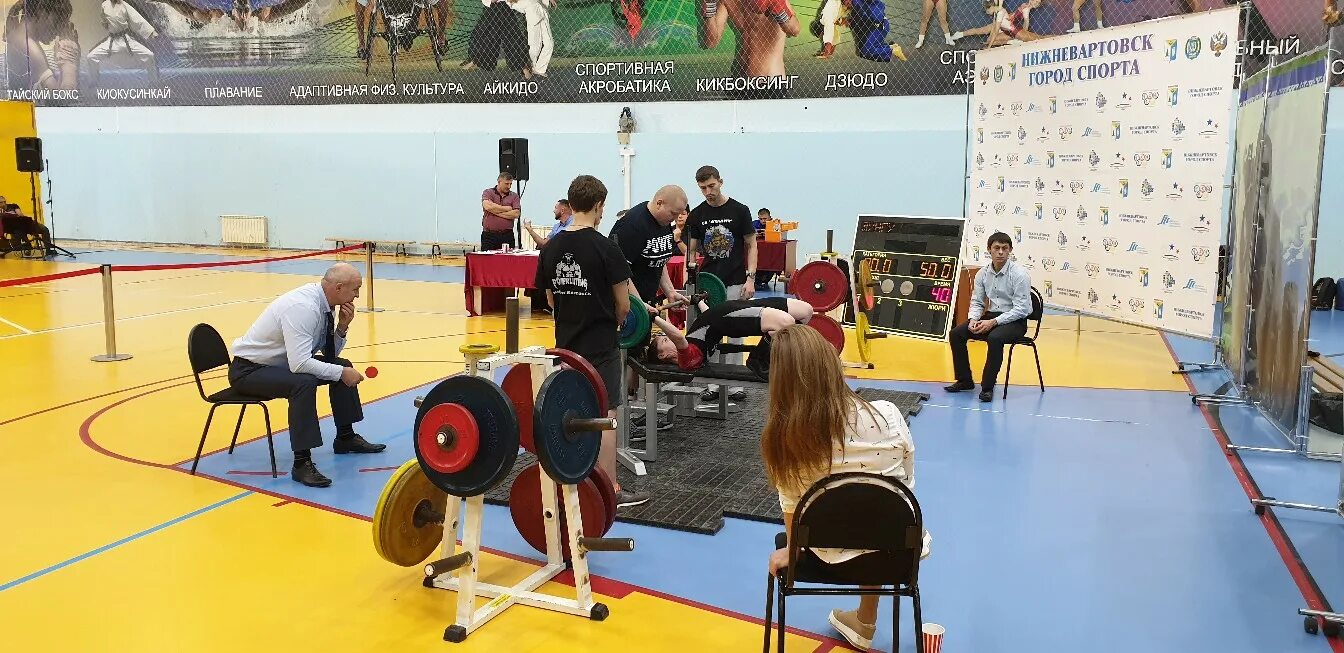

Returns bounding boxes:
[416,403,480,474]
[547,348,610,412]
[509,464,608,560]
[790,261,848,312]
[589,466,618,532]
[808,314,846,354]
[501,364,536,453]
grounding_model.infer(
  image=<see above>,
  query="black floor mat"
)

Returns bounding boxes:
[484,387,929,535]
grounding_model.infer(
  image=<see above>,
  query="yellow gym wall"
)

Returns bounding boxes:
[0,100,42,223]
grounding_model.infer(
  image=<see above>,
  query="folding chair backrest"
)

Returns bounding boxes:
[188,323,232,376]
[791,473,923,585]
[1028,287,1045,322]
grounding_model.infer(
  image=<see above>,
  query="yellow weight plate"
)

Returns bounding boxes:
[373,460,448,567]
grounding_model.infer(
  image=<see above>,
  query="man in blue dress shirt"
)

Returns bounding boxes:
[230,263,386,487]
[945,232,1033,402]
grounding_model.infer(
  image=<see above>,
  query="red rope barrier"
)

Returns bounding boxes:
[110,243,367,273]
[0,267,101,289]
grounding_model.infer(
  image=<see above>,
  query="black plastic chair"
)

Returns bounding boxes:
[1002,286,1045,399]
[763,472,926,653]
[187,323,277,478]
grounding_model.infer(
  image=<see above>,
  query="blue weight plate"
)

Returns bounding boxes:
[414,374,519,498]
[532,368,603,485]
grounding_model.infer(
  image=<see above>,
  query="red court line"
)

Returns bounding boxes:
[1160,334,1343,653]
[76,384,845,651]
[0,267,100,288]
[272,500,293,508]
[109,244,366,273]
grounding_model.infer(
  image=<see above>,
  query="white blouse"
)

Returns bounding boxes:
[777,398,932,564]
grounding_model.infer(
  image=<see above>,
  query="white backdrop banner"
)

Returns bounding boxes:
[964,8,1239,338]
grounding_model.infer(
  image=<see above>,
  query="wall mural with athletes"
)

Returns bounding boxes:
[0,0,1322,106]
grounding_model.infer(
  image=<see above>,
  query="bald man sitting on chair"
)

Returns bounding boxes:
[230,263,386,488]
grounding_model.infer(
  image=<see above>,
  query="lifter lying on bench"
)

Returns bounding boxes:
[641,296,816,378]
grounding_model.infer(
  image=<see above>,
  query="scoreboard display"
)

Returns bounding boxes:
[852,215,966,341]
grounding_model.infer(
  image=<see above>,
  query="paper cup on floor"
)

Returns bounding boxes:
[922,623,946,653]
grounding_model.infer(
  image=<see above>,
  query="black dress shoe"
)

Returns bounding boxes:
[293,459,332,487]
[334,433,387,454]
[978,391,994,403]
[944,381,976,393]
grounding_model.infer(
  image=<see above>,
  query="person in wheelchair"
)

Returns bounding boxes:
[362,0,450,54]
[642,296,814,376]
[759,324,930,651]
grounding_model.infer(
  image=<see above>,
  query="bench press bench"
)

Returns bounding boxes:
[617,345,766,475]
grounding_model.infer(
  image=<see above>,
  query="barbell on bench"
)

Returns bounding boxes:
[619,291,711,350]
[805,312,887,366]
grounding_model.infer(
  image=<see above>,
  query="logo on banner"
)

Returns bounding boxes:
[1043,257,1057,271]
[978,103,988,119]
[994,202,1007,216]
[1166,183,1184,199]
[1112,153,1126,169]
[1193,215,1211,233]
[1052,180,1064,194]
[1168,85,1179,107]
[1012,205,1025,217]
[1038,127,1050,142]
[1141,180,1155,199]
[1128,242,1148,255]
[994,66,1004,83]
[1018,126,1027,142]
[1103,237,1119,252]
[1158,214,1178,227]
[976,179,987,190]
[1009,63,1017,80]
[1035,203,1044,220]
[973,245,982,260]
[1191,246,1211,263]
[1083,125,1101,139]
[1185,37,1202,60]
[998,176,1005,192]
[1088,151,1101,170]
[1139,267,1150,287]
[1163,245,1181,261]
[974,224,987,237]
[980,67,990,84]
[1096,93,1107,111]
[1061,261,1073,273]
[976,202,987,215]
[1035,177,1045,194]
[976,153,985,169]
[1047,151,1056,168]
[1011,101,1024,116]
[1120,179,1130,198]
[1089,288,1100,305]
[1007,153,1021,167]
[1070,180,1084,194]
[1142,90,1161,106]
[1200,119,1221,137]
[1118,93,1133,109]
[1154,299,1165,319]
[1109,294,1123,311]
[1112,121,1121,140]
[1166,39,1179,61]
[1049,96,1058,114]
[1163,271,1176,292]
[1087,263,1100,278]
[1057,232,1068,249]
[977,128,984,144]
[992,154,1002,167]
[1022,255,1036,269]
[1059,125,1074,140]
[1129,297,1146,313]
[1193,183,1214,199]
[1053,206,1067,220]
[1014,227,1023,242]
[1077,235,1092,251]
[1045,281,1054,297]
[1027,102,1039,113]
[1209,31,1231,56]
[1025,154,1038,166]
[1092,182,1109,195]
[1100,207,1110,225]
[1172,118,1187,139]
[1134,152,1152,167]
[1162,149,1173,169]
[1076,205,1088,223]
[1184,278,1208,293]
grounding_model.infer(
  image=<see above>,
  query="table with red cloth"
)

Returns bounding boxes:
[464,251,539,316]
[757,239,796,276]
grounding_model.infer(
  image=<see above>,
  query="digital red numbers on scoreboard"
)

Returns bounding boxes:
[852,215,966,341]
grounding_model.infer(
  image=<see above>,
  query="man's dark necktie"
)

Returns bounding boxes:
[322,311,336,357]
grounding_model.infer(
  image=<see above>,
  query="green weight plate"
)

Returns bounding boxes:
[698,272,728,307]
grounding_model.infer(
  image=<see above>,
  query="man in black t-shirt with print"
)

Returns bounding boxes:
[686,165,757,401]
[607,185,692,308]
[534,174,649,509]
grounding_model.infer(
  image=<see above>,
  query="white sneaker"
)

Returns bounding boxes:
[915,33,926,49]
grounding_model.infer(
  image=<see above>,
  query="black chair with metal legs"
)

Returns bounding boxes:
[763,472,926,653]
[1002,286,1046,399]
[187,323,277,478]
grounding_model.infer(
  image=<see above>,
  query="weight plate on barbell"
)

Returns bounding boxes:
[857,259,877,311]
[590,465,618,531]
[533,368,604,486]
[509,463,610,560]
[808,313,846,354]
[414,374,520,498]
[856,311,874,364]
[619,293,653,350]
[501,363,536,454]
[546,348,609,414]
[791,261,847,312]
[416,403,481,474]
[373,460,447,567]
[697,272,728,307]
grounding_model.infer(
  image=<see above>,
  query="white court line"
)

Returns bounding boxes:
[0,297,273,341]
[0,315,33,334]
[920,401,1141,425]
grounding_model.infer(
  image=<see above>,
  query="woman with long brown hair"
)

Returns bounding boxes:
[761,324,929,650]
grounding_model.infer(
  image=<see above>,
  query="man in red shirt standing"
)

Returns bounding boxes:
[481,172,522,251]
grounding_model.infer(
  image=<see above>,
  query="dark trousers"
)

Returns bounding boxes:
[228,356,363,452]
[468,2,530,71]
[481,229,516,251]
[949,311,1028,391]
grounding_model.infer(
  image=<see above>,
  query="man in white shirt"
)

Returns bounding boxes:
[229,263,386,487]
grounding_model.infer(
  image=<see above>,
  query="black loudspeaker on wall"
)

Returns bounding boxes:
[15,137,43,173]
[498,138,529,181]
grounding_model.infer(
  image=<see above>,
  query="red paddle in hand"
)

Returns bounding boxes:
[365,366,379,379]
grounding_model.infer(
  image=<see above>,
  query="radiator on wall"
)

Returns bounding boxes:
[220,215,268,246]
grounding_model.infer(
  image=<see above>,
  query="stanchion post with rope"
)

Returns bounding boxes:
[90,264,132,362]
[359,242,383,313]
